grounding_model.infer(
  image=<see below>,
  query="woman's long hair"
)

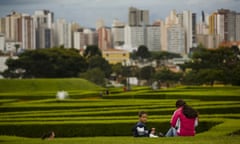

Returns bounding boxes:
[176,99,198,118]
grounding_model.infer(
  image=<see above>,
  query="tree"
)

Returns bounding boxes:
[139,66,155,80]
[80,68,105,86]
[180,46,240,85]
[87,55,112,78]
[152,51,182,60]
[135,45,151,59]
[3,48,87,78]
[153,68,182,83]
[84,45,102,58]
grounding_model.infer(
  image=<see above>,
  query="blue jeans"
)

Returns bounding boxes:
[165,127,177,137]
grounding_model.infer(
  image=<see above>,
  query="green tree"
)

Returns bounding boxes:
[84,45,102,58]
[139,66,155,80]
[180,46,240,85]
[3,48,87,78]
[152,51,182,60]
[135,45,151,59]
[80,68,105,86]
[87,55,112,78]
[153,68,182,83]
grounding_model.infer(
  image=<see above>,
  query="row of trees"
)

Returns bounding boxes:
[2,45,240,86]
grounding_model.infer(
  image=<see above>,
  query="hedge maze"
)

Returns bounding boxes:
[0,79,240,140]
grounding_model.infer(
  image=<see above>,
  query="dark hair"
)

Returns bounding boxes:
[176,99,186,108]
[138,111,147,117]
[41,131,54,140]
[175,99,198,118]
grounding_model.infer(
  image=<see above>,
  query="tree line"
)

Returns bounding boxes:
[1,45,240,86]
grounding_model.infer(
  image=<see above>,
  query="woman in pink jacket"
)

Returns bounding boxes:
[165,99,198,137]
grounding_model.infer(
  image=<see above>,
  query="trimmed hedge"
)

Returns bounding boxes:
[0,121,218,137]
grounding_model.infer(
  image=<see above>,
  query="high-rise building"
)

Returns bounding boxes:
[33,10,54,48]
[217,9,237,41]
[52,19,72,48]
[36,27,52,49]
[147,26,161,51]
[112,19,125,48]
[167,24,185,54]
[128,7,149,26]
[4,11,21,41]
[73,29,85,50]
[0,18,6,34]
[18,14,36,50]
[209,12,225,42]
[124,25,145,50]
[182,11,193,53]
[84,28,98,46]
[236,13,240,41]
[0,33,5,52]
[33,10,53,29]
[98,27,112,50]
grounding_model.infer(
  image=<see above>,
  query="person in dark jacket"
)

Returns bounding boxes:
[132,111,150,137]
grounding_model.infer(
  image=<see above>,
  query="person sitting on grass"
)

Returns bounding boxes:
[165,99,199,137]
[132,111,150,137]
[41,131,55,140]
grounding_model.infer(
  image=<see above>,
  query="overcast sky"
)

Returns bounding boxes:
[0,0,240,28]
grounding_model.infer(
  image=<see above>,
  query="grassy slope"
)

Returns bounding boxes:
[0,78,103,97]
[0,136,240,144]
[0,81,239,143]
[0,78,102,92]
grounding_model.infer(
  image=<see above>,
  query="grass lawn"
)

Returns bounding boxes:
[0,79,239,143]
[0,136,240,144]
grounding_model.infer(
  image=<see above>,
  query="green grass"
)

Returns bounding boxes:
[0,79,239,143]
[0,136,240,144]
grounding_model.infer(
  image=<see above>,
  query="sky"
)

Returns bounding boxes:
[0,0,240,28]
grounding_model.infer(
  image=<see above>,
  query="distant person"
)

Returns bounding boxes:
[132,111,150,137]
[41,131,55,140]
[165,99,198,137]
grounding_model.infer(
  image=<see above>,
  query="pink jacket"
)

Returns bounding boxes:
[170,107,198,136]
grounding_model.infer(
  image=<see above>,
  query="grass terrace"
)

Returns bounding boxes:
[0,79,239,143]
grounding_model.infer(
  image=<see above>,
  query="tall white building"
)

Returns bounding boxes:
[112,19,125,48]
[19,14,36,50]
[124,25,145,50]
[33,10,54,48]
[0,33,5,52]
[4,11,21,41]
[167,24,185,54]
[73,30,85,50]
[53,19,72,48]
[147,26,161,51]
[73,28,98,50]
[33,10,53,29]
[182,11,193,53]
[236,13,240,41]
[128,7,149,26]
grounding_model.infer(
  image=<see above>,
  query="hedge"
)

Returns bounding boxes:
[0,121,219,137]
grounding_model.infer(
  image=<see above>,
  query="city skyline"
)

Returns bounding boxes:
[0,0,240,28]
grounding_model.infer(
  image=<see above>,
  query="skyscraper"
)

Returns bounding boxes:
[52,19,72,48]
[147,25,161,51]
[128,7,149,26]
[112,19,125,48]
[167,24,185,54]
[98,27,112,50]
[124,25,145,50]
[33,10,54,48]
[217,9,237,41]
